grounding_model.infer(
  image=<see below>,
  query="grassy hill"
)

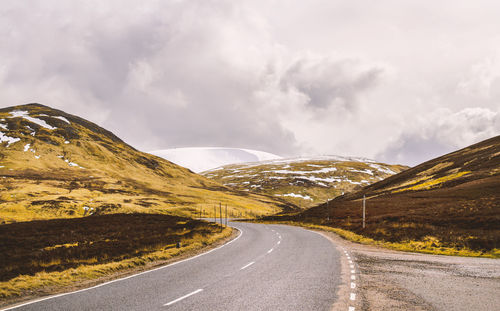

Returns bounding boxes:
[292,136,500,254]
[0,103,292,223]
[203,156,407,208]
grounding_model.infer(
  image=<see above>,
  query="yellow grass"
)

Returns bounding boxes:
[395,171,470,192]
[416,161,454,176]
[254,220,499,258]
[0,104,287,223]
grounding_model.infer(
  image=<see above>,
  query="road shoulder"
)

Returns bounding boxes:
[311,229,500,311]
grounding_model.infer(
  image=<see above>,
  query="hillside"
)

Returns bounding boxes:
[203,156,408,208]
[149,147,282,173]
[0,103,292,223]
[295,135,500,252]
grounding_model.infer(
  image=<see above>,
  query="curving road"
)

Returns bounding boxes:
[4,222,341,311]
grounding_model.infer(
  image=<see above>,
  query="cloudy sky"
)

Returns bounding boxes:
[1,0,499,166]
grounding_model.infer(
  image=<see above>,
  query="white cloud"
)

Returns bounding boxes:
[0,0,499,166]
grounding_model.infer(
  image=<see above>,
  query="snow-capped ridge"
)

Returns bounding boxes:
[149,147,282,173]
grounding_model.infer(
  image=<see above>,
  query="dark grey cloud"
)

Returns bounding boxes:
[281,58,383,111]
[377,108,500,166]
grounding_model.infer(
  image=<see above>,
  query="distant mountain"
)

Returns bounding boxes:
[203,156,408,208]
[0,104,293,223]
[299,135,500,251]
[149,147,282,173]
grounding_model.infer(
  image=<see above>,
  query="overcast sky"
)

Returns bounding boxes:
[1,0,499,166]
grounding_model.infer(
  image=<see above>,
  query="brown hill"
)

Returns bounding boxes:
[0,103,292,223]
[203,156,407,208]
[296,136,500,251]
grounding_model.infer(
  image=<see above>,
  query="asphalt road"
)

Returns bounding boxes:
[5,222,341,311]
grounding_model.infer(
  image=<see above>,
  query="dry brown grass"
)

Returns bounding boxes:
[0,214,232,299]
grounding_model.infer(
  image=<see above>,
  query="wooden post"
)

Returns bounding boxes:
[326,199,329,222]
[362,195,366,229]
[214,205,216,224]
[225,204,228,226]
[219,202,223,227]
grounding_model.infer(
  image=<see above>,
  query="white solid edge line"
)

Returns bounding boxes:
[1,226,244,311]
[240,261,255,270]
[163,289,203,306]
[306,229,325,236]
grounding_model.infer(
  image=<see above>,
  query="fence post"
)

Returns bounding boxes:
[326,199,329,222]
[362,195,366,229]
[219,202,223,228]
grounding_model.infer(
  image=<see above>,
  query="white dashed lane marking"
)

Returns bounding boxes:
[164,289,203,306]
[240,261,255,270]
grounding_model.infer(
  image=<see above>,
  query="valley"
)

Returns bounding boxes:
[0,104,498,310]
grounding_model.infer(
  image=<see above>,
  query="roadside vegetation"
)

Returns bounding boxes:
[259,136,500,258]
[0,214,232,300]
[255,219,500,258]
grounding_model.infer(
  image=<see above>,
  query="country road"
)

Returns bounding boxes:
[3,222,342,311]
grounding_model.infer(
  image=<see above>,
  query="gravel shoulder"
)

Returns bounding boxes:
[316,230,500,311]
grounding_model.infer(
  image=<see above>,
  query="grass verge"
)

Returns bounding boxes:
[0,214,233,302]
[252,220,500,258]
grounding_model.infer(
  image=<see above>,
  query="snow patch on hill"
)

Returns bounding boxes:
[148,147,282,173]
[233,155,376,169]
[10,110,57,130]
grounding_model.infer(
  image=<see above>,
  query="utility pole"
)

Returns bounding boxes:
[219,202,223,227]
[326,199,329,222]
[362,195,366,229]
